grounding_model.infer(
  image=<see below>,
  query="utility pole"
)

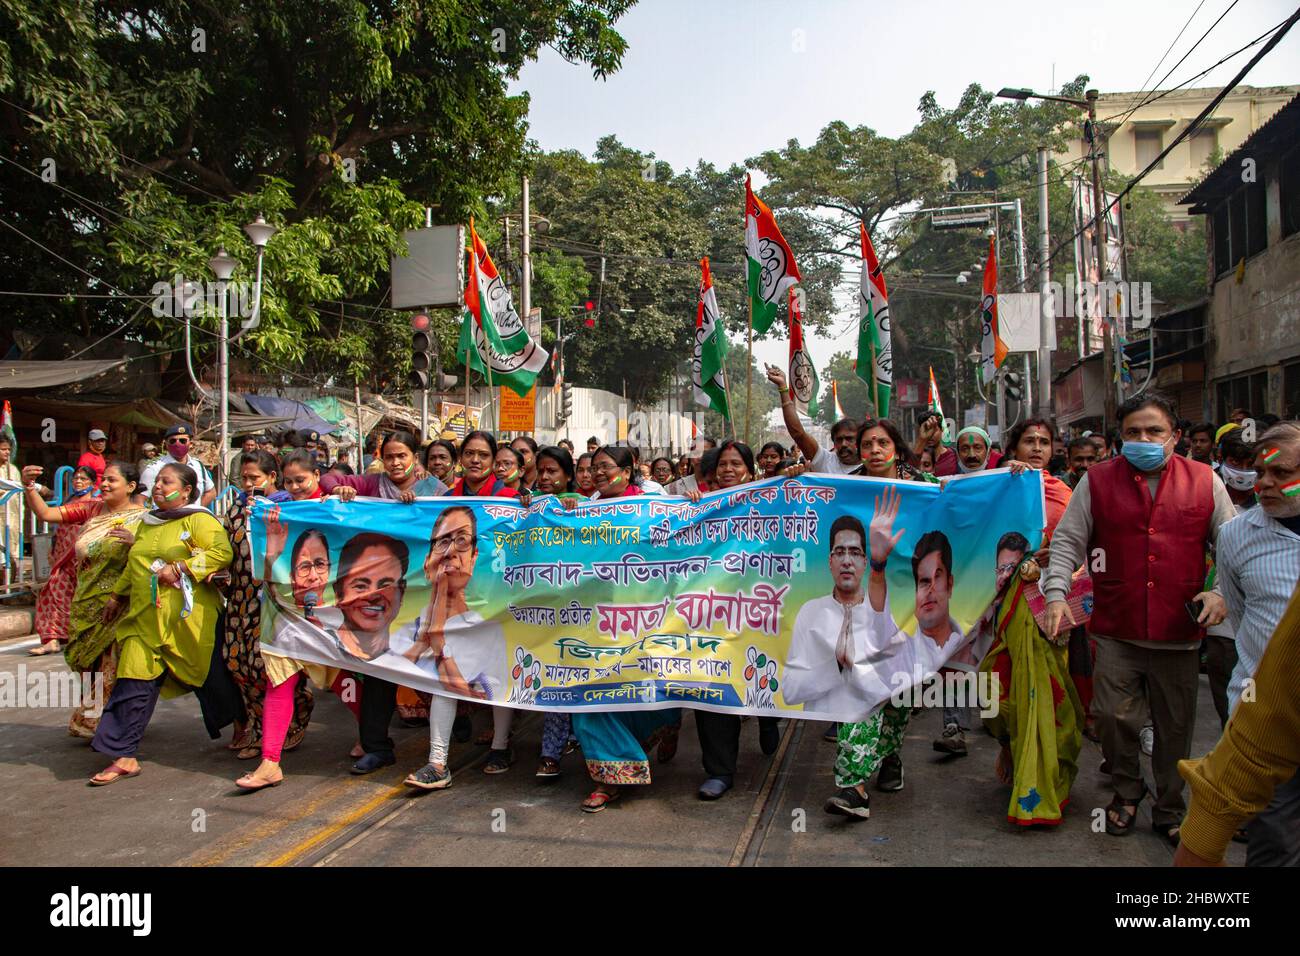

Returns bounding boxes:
[1013,197,1033,414]
[1036,146,1053,419]
[1085,88,1118,430]
[522,175,534,432]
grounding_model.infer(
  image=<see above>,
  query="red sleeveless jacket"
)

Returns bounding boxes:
[1086,454,1214,644]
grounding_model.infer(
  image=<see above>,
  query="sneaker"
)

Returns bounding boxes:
[404,763,452,790]
[877,754,904,792]
[483,748,513,774]
[933,723,968,756]
[824,787,871,819]
[1140,725,1154,757]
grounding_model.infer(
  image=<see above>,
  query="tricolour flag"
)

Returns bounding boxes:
[787,287,819,419]
[856,223,892,417]
[0,401,14,454]
[978,236,1008,386]
[745,174,801,335]
[694,257,730,420]
[831,379,846,421]
[928,367,953,443]
[456,219,548,398]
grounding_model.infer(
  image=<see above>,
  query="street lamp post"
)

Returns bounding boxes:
[207,247,237,490]
[997,86,1113,428]
[204,214,277,491]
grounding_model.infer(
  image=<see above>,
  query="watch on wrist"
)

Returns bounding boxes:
[870,557,888,573]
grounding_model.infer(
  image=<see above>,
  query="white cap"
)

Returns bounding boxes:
[88,429,108,441]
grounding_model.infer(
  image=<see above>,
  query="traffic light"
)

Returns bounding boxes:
[409,313,433,390]
[1004,369,1023,403]
[583,300,595,328]
[557,381,574,426]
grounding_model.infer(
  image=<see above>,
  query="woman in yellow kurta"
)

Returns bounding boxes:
[89,462,233,785]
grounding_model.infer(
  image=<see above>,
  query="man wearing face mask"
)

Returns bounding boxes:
[1212,421,1300,865]
[140,424,216,508]
[1042,392,1235,846]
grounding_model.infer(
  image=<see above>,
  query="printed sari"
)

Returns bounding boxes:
[980,571,1084,826]
[64,505,145,736]
[571,709,681,785]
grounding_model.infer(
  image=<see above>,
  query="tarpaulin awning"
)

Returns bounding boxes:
[12,397,182,429]
[0,359,129,391]
[241,395,338,434]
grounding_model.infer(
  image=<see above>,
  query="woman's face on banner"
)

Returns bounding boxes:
[426,509,477,594]
[292,537,331,606]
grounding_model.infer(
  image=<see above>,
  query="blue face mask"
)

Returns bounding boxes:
[1121,440,1168,472]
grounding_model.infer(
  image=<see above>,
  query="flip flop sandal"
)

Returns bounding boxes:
[1104,787,1147,836]
[89,763,141,786]
[581,788,620,813]
[283,727,306,752]
[536,757,561,779]
[236,744,262,760]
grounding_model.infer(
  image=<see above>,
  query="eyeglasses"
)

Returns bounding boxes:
[432,532,475,554]
[831,547,866,560]
[995,562,1020,575]
[294,559,329,577]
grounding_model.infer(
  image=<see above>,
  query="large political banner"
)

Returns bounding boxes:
[249,470,1045,722]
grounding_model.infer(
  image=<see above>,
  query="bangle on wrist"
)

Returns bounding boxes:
[870,557,888,573]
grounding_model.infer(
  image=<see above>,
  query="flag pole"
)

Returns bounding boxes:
[745,297,753,445]
[721,359,737,441]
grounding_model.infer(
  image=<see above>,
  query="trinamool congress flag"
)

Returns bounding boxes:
[856,223,892,417]
[978,236,1008,387]
[249,470,1045,722]
[745,174,801,335]
[786,287,819,418]
[831,379,846,420]
[457,219,548,397]
[694,257,730,420]
[928,366,953,443]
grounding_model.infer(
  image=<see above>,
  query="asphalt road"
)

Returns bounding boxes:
[0,633,1246,867]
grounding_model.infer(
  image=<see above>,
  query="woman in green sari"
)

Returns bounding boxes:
[89,462,233,785]
[980,556,1085,827]
[20,461,146,738]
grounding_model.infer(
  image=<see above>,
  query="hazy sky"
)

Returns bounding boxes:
[511,0,1300,378]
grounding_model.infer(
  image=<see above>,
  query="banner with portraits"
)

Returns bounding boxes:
[250,471,1046,722]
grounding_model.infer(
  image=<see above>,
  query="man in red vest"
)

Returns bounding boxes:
[1042,392,1235,845]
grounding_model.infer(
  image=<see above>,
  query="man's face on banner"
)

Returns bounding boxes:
[914,550,954,636]
[337,544,405,640]
[426,509,478,596]
[828,528,866,597]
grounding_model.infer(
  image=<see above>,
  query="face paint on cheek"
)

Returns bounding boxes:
[402,462,415,477]
[163,490,181,501]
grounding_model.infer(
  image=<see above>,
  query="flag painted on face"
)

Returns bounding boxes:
[457,219,548,398]
[745,174,801,335]
[694,257,730,420]
[856,223,892,416]
[978,236,1008,386]
[787,287,820,419]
